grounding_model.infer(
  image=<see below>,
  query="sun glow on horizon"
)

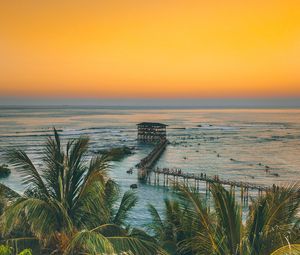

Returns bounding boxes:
[0,0,300,98]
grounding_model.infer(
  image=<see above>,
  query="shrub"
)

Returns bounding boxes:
[18,249,32,255]
[0,245,12,255]
[98,146,133,161]
[0,246,32,255]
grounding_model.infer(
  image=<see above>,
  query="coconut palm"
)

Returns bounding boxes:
[149,183,300,255]
[148,197,200,255]
[1,129,163,254]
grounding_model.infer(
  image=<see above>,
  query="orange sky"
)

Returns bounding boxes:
[0,0,300,98]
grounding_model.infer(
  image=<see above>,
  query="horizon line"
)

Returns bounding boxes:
[1,97,300,108]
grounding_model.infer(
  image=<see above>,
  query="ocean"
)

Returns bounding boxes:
[0,107,300,226]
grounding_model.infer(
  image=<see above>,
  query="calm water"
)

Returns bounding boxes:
[0,107,300,226]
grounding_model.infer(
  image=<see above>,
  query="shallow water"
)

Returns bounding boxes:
[0,107,299,226]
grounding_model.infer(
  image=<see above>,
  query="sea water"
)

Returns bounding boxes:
[0,107,300,227]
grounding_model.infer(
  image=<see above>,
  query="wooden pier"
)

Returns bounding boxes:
[135,138,270,202]
[136,139,169,181]
[150,167,270,203]
[134,122,272,203]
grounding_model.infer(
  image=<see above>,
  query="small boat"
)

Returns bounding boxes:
[130,184,138,189]
[126,167,133,174]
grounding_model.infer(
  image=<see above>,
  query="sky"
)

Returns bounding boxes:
[0,0,300,99]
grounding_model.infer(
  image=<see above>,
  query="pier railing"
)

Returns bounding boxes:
[150,167,274,204]
[152,167,268,191]
[134,140,280,203]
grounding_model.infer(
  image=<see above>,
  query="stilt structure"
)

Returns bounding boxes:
[151,167,270,199]
[133,122,278,205]
[136,122,169,182]
[136,139,168,182]
[137,122,167,142]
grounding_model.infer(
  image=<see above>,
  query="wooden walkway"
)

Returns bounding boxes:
[135,139,274,202]
[136,139,168,181]
[152,168,268,192]
[149,168,271,203]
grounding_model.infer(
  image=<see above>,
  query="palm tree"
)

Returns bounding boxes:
[1,129,163,255]
[149,183,300,255]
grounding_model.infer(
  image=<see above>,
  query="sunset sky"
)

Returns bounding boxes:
[0,0,300,99]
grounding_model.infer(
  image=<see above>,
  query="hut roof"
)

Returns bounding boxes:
[137,122,168,127]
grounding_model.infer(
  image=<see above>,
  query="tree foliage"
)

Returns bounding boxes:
[0,129,162,255]
[149,183,300,255]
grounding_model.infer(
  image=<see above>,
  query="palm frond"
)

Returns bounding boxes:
[148,201,179,255]
[88,154,109,179]
[147,204,165,239]
[71,173,108,228]
[4,149,49,198]
[176,185,219,254]
[246,184,300,255]
[113,190,138,226]
[65,229,115,255]
[0,183,20,200]
[92,223,128,236]
[2,197,58,242]
[104,179,120,217]
[42,128,64,199]
[108,228,166,255]
[210,183,242,255]
[65,136,89,206]
[66,135,89,170]
[270,244,300,255]
[72,155,108,209]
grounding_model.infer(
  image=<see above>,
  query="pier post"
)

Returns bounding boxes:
[241,186,244,204]
[137,157,269,204]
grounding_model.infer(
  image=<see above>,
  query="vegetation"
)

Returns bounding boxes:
[98,146,133,161]
[17,249,32,255]
[148,183,300,255]
[0,165,11,178]
[0,245,32,255]
[0,245,12,255]
[0,128,299,254]
[271,244,300,255]
[0,129,162,255]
